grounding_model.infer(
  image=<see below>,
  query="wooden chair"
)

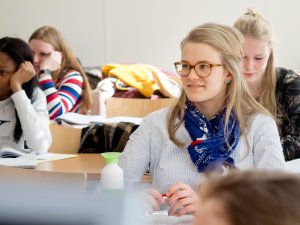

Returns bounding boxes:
[106,97,177,117]
[48,124,82,153]
[0,165,88,225]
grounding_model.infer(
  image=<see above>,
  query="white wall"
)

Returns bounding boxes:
[1,0,300,72]
[0,0,105,66]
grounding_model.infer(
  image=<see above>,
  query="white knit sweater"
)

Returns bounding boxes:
[119,107,285,193]
[0,88,52,154]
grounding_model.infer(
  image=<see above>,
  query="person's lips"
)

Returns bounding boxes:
[186,83,205,88]
[34,65,40,73]
[244,72,256,78]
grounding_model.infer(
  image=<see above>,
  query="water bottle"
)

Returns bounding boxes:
[98,152,126,225]
[100,152,124,190]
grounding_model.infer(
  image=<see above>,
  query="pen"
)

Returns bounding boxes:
[162,193,173,199]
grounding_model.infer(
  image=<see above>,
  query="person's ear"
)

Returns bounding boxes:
[268,47,272,57]
[224,73,232,84]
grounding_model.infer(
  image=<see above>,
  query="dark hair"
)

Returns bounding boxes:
[0,37,38,142]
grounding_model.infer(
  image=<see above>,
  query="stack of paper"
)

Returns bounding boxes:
[54,112,142,127]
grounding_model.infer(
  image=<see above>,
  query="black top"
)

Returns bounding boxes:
[276,67,300,161]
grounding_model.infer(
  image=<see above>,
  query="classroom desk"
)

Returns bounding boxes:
[36,153,152,183]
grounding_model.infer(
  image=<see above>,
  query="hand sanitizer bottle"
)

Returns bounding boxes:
[99,152,126,225]
[100,152,123,190]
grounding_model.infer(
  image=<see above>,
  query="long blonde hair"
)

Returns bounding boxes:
[168,23,269,147]
[29,26,92,114]
[234,9,277,117]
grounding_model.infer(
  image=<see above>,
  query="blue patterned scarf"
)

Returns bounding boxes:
[184,101,240,173]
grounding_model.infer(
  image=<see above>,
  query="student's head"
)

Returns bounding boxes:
[176,23,243,114]
[234,9,276,116]
[29,26,76,75]
[0,37,36,99]
[0,37,37,141]
[168,23,267,147]
[29,26,92,114]
[194,170,300,225]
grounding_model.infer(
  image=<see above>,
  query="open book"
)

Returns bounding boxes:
[0,146,37,168]
[53,112,142,126]
[0,145,31,158]
[0,145,79,169]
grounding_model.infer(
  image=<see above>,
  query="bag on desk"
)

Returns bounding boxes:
[78,122,138,153]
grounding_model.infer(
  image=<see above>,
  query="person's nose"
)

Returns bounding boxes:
[33,54,40,64]
[243,58,253,71]
[187,67,199,80]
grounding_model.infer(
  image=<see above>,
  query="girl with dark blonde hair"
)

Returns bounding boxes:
[29,26,92,119]
[119,22,285,216]
[234,9,300,160]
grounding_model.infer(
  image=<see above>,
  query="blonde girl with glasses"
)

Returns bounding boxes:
[234,9,300,161]
[119,23,285,216]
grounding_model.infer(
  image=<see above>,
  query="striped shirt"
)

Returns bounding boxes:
[39,70,83,120]
[118,107,286,193]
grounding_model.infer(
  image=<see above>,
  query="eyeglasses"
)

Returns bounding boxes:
[174,61,223,78]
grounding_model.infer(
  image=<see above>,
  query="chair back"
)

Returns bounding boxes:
[49,124,82,153]
[0,165,88,225]
[106,97,177,117]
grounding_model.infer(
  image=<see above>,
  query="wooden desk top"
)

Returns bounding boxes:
[37,154,104,180]
[36,153,151,182]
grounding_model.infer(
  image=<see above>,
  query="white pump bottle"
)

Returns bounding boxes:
[100,152,124,190]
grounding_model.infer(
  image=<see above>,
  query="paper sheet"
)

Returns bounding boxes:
[37,153,77,163]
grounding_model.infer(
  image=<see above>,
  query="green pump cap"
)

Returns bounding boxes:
[101,152,121,164]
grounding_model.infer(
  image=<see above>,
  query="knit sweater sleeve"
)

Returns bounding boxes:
[118,114,152,189]
[276,68,300,160]
[11,89,52,154]
[250,113,286,168]
[38,70,83,120]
